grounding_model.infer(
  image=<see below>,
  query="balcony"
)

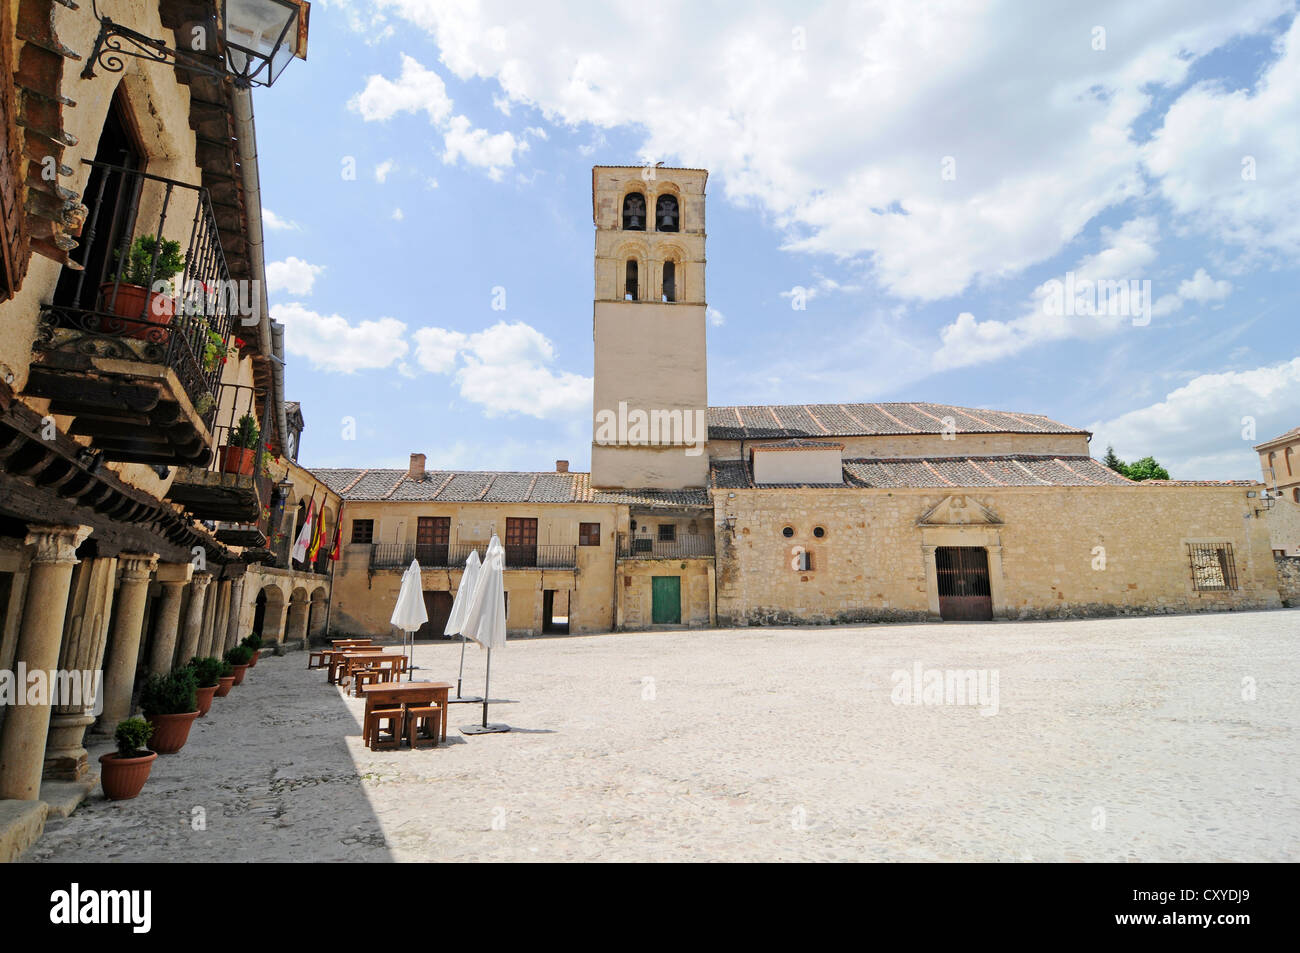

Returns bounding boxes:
[370,543,578,571]
[617,533,715,559]
[167,384,270,522]
[27,160,242,466]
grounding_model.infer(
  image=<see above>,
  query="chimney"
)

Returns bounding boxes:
[408,453,426,480]
[555,459,569,473]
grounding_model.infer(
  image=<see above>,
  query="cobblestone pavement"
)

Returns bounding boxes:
[23,610,1300,862]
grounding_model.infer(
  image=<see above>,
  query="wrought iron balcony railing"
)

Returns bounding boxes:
[168,383,271,522]
[31,159,244,463]
[617,534,715,559]
[370,542,578,571]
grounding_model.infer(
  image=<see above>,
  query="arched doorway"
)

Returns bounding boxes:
[308,587,328,640]
[256,584,286,643]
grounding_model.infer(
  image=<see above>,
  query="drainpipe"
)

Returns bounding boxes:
[230,87,289,454]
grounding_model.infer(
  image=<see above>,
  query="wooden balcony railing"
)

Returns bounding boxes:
[370,542,577,570]
[617,534,715,559]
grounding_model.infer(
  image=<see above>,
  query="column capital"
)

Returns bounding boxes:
[155,562,195,585]
[190,571,214,592]
[118,552,159,582]
[25,524,92,565]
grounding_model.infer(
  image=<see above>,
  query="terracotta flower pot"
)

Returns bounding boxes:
[145,710,199,754]
[196,684,218,717]
[229,663,249,686]
[99,751,158,801]
[247,648,259,667]
[98,282,174,340]
[218,445,257,475]
[214,675,235,697]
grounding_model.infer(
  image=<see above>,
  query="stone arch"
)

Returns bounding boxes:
[286,586,310,644]
[621,189,647,230]
[308,586,329,640]
[254,583,287,644]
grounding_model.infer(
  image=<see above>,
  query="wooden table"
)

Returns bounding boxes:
[361,681,453,745]
[327,647,386,684]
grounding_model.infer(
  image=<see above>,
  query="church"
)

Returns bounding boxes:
[318,166,1284,638]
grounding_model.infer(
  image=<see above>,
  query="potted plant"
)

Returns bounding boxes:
[214,658,236,698]
[188,656,224,716]
[224,644,253,685]
[139,669,199,754]
[201,328,238,373]
[101,235,185,336]
[99,717,157,801]
[242,632,264,668]
[218,414,260,476]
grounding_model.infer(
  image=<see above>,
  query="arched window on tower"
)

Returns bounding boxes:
[662,260,677,302]
[625,260,638,300]
[656,194,679,232]
[622,193,646,230]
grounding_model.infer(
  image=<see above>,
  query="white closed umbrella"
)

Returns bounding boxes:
[390,559,427,680]
[460,537,509,734]
[443,549,483,703]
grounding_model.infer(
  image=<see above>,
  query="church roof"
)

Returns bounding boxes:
[312,468,710,505]
[707,403,1087,440]
[711,455,1132,489]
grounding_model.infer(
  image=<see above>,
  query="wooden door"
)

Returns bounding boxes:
[651,576,681,624]
[935,546,993,621]
[416,516,450,567]
[416,591,454,639]
[505,517,537,567]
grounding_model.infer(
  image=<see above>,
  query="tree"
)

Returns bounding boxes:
[1123,456,1171,482]
[1102,445,1124,472]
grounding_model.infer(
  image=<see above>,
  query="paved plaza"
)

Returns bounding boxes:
[24,610,1300,862]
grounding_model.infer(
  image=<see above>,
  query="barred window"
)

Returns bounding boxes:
[1187,542,1237,591]
[658,524,676,541]
[351,519,374,544]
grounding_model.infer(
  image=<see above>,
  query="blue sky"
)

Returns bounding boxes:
[253,0,1300,480]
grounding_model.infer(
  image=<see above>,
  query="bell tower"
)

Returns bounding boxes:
[591,165,709,489]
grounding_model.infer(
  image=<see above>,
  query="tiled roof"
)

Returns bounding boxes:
[1138,479,1260,487]
[313,468,592,503]
[707,403,1087,440]
[712,455,1133,489]
[751,439,845,451]
[592,488,711,506]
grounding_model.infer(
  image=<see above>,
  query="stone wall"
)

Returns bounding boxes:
[714,484,1282,625]
[1263,497,1300,556]
[1275,555,1300,607]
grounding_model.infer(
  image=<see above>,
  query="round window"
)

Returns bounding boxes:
[782,526,794,538]
[813,526,826,538]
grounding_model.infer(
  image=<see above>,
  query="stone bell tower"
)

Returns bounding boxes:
[591,165,709,489]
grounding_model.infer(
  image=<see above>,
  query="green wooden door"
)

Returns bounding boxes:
[651,576,681,624]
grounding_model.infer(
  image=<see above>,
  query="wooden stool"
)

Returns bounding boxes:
[308,650,328,669]
[407,705,442,749]
[353,667,383,697]
[366,706,405,750]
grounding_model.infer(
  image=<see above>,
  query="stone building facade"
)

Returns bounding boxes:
[0,0,321,859]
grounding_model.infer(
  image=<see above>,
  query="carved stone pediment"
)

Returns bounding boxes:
[917,495,1003,526]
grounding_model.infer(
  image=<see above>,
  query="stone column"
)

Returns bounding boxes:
[223,575,246,653]
[176,572,212,663]
[45,554,119,780]
[0,524,92,801]
[98,554,158,729]
[201,579,230,658]
[148,563,193,676]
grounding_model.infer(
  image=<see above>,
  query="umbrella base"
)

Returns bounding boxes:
[460,723,510,735]
[446,695,484,704]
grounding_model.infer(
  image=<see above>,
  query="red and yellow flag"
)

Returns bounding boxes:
[329,505,343,561]
[307,503,324,561]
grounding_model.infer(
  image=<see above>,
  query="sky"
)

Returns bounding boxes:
[251,0,1300,481]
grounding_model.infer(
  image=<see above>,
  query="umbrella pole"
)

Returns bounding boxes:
[446,632,482,704]
[460,646,509,734]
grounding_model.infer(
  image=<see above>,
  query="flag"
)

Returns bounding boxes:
[329,505,343,561]
[291,493,314,563]
[307,503,324,561]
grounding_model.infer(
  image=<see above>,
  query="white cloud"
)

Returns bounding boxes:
[370,0,1291,300]
[414,320,591,418]
[933,217,1161,369]
[262,208,299,232]
[349,53,453,124]
[392,207,405,221]
[1143,15,1300,260]
[272,302,409,373]
[707,307,725,327]
[375,159,396,183]
[1090,357,1300,479]
[441,115,526,180]
[266,256,325,296]
[1178,268,1233,303]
